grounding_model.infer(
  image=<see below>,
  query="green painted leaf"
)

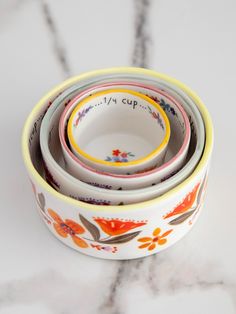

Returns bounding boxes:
[99,231,141,244]
[79,214,100,241]
[148,106,152,113]
[38,193,45,211]
[169,209,196,225]
[197,174,207,204]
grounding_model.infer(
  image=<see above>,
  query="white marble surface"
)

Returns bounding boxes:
[0,0,235,313]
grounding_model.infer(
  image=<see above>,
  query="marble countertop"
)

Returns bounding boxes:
[0,0,235,313]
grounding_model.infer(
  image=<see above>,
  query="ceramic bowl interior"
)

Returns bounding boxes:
[67,88,170,174]
[59,82,190,188]
[39,72,205,205]
[47,114,197,205]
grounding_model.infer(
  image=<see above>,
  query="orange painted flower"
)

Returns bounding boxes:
[93,218,146,236]
[163,182,200,219]
[138,228,173,251]
[48,209,88,248]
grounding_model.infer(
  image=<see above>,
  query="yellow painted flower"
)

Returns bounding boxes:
[138,228,173,251]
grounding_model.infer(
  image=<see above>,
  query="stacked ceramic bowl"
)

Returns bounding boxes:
[22,67,213,259]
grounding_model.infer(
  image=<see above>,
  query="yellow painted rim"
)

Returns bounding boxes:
[67,88,171,167]
[21,67,214,213]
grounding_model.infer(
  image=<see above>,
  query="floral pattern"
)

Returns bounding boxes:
[164,183,200,219]
[188,175,208,225]
[48,209,88,248]
[79,215,146,245]
[147,106,164,130]
[147,95,177,117]
[30,188,148,253]
[90,244,118,253]
[75,197,111,206]
[159,98,177,116]
[163,176,207,225]
[138,227,173,251]
[105,149,135,162]
[83,181,112,190]
[75,105,93,126]
[93,217,147,236]
[31,180,52,225]
[30,174,208,256]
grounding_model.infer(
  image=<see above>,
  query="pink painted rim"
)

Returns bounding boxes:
[59,82,191,179]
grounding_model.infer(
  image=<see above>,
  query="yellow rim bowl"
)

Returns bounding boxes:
[67,88,171,167]
[21,67,214,213]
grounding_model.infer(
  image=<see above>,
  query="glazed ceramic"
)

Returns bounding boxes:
[41,71,205,193]
[60,82,191,189]
[67,89,170,174]
[39,71,204,205]
[39,71,203,204]
[41,103,194,205]
[22,67,213,260]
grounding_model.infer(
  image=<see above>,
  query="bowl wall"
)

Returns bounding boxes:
[22,67,213,259]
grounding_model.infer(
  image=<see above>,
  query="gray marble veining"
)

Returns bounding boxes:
[0,0,236,313]
[41,0,71,78]
[132,0,152,68]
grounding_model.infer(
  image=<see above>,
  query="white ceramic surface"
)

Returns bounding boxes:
[22,67,213,260]
[41,90,193,205]
[39,70,203,204]
[67,89,170,174]
[42,105,194,205]
[60,81,190,189]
